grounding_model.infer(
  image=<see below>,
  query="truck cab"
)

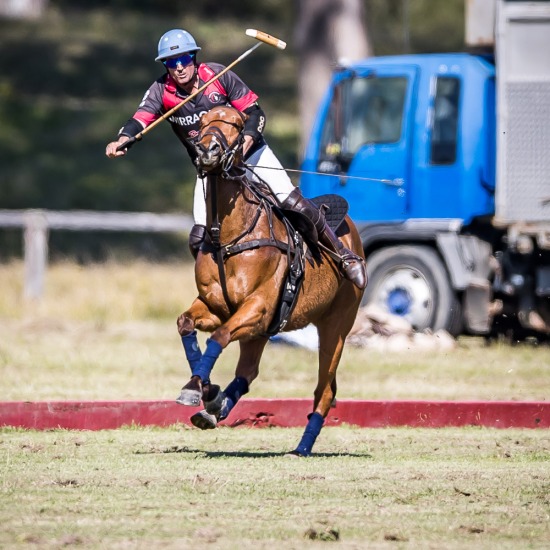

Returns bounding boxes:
[301,54,496,224]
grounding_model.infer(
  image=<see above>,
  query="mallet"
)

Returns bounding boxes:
[116,29,286,152]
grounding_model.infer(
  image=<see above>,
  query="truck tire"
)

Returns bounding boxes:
[362,245,462,335]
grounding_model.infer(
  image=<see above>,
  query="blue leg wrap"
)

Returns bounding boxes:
[220,376,249,419]
[294,412,324,457]
[191,338,223,383]
[181,331,202,372]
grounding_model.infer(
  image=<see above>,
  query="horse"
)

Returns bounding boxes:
[175,106,365,456]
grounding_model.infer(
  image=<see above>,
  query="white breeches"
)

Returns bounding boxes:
[192,142,294,226]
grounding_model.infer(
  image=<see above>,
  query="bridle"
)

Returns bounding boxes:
[195,116,246,175]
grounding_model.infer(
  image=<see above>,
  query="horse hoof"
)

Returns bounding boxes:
[286,449,308,458]
[175,389,202,407]
[204,388,226,415]
[191,410,218,430]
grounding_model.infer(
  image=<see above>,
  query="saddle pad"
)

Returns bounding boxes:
[310,194,349,232]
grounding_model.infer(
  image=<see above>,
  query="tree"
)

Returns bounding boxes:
[295,0,371,154]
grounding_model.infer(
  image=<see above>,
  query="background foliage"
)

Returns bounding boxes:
[0,0,464,259]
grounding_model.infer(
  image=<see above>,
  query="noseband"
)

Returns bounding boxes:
[196,118,245,175]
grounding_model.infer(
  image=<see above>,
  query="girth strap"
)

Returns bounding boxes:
[204,171,304,330]
[223,238,289,258]
[264,239,305,336]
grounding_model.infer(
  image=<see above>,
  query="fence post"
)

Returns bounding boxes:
[23,210,49,300]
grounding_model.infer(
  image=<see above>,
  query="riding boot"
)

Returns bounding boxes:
[281,188,367,290]
[188,224,206,259]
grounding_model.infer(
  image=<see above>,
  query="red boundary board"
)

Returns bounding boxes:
[0,399,547,430]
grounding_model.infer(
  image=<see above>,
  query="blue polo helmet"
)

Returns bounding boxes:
[155,29,201,62]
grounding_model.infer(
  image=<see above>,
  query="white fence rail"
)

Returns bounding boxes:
[0,209,194,299]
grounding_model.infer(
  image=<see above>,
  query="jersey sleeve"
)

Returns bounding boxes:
[131,78,166,127]
[208,62,259,112]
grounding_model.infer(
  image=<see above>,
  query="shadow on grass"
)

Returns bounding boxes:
[135,446,373,459]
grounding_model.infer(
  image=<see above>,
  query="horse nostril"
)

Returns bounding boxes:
[195,140,223,171]
[208,140,221,154]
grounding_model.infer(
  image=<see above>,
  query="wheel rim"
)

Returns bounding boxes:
[373,267,433,329]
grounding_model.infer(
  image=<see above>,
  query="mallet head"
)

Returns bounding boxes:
[246,29,287,50]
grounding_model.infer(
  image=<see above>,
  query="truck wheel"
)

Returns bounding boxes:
[362,245,462,335]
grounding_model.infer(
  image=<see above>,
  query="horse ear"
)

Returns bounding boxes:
[198,110,210,128]
[238,110,248,124]
[228,109,247,128]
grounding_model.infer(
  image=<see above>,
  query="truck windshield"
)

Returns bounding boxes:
[430,77,460,165]
[319,75,407,167]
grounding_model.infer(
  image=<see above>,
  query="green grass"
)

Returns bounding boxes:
[0,426,548,549]
[1,318,548,402]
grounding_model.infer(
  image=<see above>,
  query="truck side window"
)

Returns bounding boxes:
[319,76,407,171]
[431,77,460,165]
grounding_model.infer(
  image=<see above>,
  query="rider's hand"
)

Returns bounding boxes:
[106,136,131,158]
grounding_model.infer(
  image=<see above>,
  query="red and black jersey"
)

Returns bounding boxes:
[130,62,261,158]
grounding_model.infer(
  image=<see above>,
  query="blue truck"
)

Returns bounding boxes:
[299,0,550,338]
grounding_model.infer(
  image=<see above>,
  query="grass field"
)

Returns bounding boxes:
[1,426,548,549]
[1,260,549,402]
[0,260,549,548]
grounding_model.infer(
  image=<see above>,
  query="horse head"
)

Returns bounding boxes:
[194,107,248,174]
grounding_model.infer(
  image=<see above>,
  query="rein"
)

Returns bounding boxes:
[206,173,292,316]
[196,114,301,319]
[244,164,344,266]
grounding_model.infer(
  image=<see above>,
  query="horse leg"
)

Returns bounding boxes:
[176,298,222,406]
[191,338,268,429]
[292,299,358,456]
[291,340,343,457]
[177,296,268,407]
[180,330,225,403]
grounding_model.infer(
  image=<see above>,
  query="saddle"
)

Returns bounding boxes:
[201,184,349,337]
[264,193,349,336]
[282,193,348,240]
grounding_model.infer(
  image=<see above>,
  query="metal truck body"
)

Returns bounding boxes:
[300,0,550,337]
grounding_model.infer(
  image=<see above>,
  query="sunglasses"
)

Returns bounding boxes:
[163,53,195,69]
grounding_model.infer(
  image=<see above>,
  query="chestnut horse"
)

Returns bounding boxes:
[175,106,364,456]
